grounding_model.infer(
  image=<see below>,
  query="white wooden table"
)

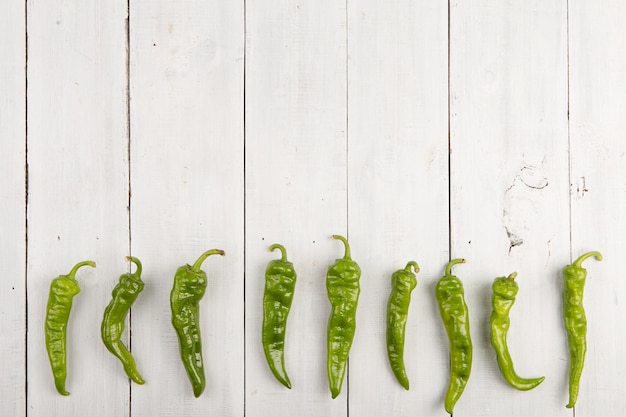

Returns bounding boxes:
[2,0,625,416]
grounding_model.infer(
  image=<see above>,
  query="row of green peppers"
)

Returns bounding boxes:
[44,250,225,398]
[264,237,602,412]
[44,238,601,413]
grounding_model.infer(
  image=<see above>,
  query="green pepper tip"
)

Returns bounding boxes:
[190,249,225,272]
[405,261,420,274]
[444,258,465,276]
[193,385,205,398]
[125,256,143,277]
[507,272,518,280]
[331,234,352,260]
[269,243,288,261]
[572,251,602,268]
[67,260,96,280]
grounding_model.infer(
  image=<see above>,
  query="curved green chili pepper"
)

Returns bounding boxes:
[262,244,297,389]
[326,234,361,399]
[435,258,472,414]
[101,256,145,385]
[45,260,96,395]
[563,250,602,408]
[386,261,419,390]
[490,272,544,391]
[170,249,225,397]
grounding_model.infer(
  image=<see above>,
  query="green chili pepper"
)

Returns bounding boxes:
[45,260,96,395]
[435,258,472,414]
[101,256,145,385]
[170,249,225,397]
[262,244,297,389]
[490,272,544,391]
[563,250,602,408]
[326,234,361,399]
[386,261,419,390]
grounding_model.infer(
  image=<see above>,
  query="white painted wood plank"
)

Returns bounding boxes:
[0,1,26,415]
[346,1,449,416]
[244,1,348,416]
[569,1,626,415]
[449,1,571,416]
[129,0,244,415]
[25,0,130,414]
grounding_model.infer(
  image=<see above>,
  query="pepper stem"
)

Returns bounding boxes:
[67,260,96,280]
[405,261,420,274]
[445,258,466,276]
[191,249,225,272]
[269,244,288,261]
[332,234,351,260]
[573,251,603,268]
[125,256,143,277]
[507,272,518,280]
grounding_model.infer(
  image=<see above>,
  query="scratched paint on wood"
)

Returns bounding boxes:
[2,0,626,416]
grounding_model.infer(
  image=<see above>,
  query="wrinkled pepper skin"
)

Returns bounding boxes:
[101,256,145,385]
[262,244,297,389]
[170,249,225,397]
[386,261,419,390]
[45,260,96,395]
[435,258,472,414]
[490,272,544,391]
[563,251,602,408]
[326,235,361,399]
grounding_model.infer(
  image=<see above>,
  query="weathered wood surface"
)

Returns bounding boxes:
[1,0,625,415]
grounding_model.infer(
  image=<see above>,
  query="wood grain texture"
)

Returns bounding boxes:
[128,0,244,415]
[0,1,25,415]
[25,0,130,414]
[244,1,348,415]
[4,0,626,415]
[346,0,450,416]
[449,0,571,416]
[569,0,626,415]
